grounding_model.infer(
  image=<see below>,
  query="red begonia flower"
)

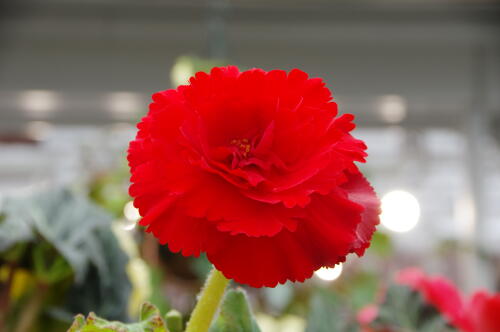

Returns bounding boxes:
[465,291,500,332]
[128,66,380,287]
[396,268,468,329]
[397,268,500,332]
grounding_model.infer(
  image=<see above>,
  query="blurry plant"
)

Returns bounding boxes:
[301,266,464,332]
[68,288,260,332]
[368,232,393,258]
[0,188,131,332]
[87,162,175,319]
[68,302,169,332]
[170,56,228,87]
[191,254,213,280]
[209,289,261,332]
[143,266,170,318]
[342,271,380,312]
[262,283,294,314]
[112,222,158,318]
[305,289,357,332]
[88,164,130,218]
[356,267,500,332]
[393,268,500,332]
[366,285,455,332]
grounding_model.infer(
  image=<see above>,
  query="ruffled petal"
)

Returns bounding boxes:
[207,229,318,287]
[144,207,214,257]
[341,171,381,255]
[207,190,364,287]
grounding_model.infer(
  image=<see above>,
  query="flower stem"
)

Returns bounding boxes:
[13,282,48,332]
[185,267,230,332]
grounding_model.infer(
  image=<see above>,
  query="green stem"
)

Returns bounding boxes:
[0,264,16,331]
[185,267,230,332]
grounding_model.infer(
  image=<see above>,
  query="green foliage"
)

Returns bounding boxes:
[0,187,131,327]
[305,289,356,332]
[209,289,261,332]
[88,165,130,218]
[1,188,114,281]
[146,267,170,317]
[68,289,262,332]
[68,302,168,332]
[170,55,229,87]
[64,229,131,321]
[32,242,73,284]
[341,271,379,311]
[369,232,394,258]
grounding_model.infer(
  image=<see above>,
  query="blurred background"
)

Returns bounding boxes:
[1,0,499,331]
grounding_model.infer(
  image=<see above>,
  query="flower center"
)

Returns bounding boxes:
[230,138,251,158]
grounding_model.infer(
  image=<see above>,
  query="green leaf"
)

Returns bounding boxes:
[209,288,261,332]
[0,188,113,281]
[64,229,132,321]
[67,302,168,332]
[1,188,132,321]
[32,242,73,284]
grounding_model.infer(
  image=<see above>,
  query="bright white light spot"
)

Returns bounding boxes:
[19,90,59,116]
[378,95,407,124]
[106,92,143,119]
[314,264,343,281]
[381,190,420,232]
[124,201,140,222]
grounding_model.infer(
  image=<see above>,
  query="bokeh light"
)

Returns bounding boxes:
[380,190,420,233]
[314,264,343,281]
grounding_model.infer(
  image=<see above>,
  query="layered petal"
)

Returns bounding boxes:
[178,173,302,237]
[207,189,366,287]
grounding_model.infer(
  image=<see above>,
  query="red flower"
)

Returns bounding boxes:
[397,268,500,332]
[466,291,500,332]
[128,66,380,287]
[397,268,469,330]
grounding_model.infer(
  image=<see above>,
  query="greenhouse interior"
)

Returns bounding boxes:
[1,1,500,331]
